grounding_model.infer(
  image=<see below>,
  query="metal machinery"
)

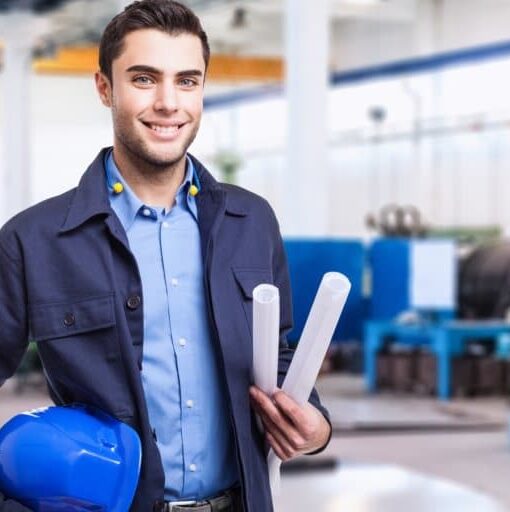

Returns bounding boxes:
[284,239,364,344]
[365,238,510,400]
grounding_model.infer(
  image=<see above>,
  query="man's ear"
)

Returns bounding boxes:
[95,71,112,107]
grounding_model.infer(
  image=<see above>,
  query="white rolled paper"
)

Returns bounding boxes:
[252,284,280,397]
[268,449,282,506]
[282,272,351,403]
[268,272,351,503]
[252,283,282,506]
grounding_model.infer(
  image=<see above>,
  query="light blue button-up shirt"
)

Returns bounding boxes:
[105,151,238,500]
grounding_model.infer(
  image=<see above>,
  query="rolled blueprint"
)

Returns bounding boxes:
[252,284,280,397]
[269,272,351,505]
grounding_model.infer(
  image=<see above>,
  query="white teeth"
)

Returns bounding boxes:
[149,124,180,134]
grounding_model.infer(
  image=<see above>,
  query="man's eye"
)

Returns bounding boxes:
[134,76,153,85]
[180,78,198,87]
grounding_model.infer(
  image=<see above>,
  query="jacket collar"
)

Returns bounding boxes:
[60,147,247,234]
[188,154,248,217]
[60,148,112,233]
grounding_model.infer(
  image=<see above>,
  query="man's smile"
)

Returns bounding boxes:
[140,120,185,140]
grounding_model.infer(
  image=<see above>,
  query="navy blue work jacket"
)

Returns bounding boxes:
[0,148,329,512]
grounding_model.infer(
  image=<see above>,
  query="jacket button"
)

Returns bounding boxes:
[63,313,75,327]
[126,295,141,310]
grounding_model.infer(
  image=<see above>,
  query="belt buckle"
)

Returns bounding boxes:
[167,500,198,511]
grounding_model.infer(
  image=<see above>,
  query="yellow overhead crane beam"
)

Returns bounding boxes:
[208,54,283,82]
[34,46,98,74]
[31,46,283,82]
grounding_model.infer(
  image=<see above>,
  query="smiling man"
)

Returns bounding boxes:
[0,2,331,512]
[96,28,205,208]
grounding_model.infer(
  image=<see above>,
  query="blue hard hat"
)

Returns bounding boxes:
[0,404,141,512]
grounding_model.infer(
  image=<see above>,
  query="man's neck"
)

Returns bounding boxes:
[112,145,187,211]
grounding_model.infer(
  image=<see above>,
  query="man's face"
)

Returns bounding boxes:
[98,29,205,170]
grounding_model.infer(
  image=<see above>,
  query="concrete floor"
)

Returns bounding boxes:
[278,462,506,512]
[312,375,510,510]
[1,373,510,511]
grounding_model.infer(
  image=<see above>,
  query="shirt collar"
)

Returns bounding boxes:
[59,147,230,235]
[105,149,196,231]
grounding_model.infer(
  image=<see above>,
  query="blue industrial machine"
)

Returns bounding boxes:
[369,237,457,321]
[284,238,365,344]
[282,236,510,398]
[369,238,410,321]
[365,237,510,399]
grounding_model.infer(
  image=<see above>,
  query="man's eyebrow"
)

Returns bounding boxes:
[125,65,203,78]
[126,65,162,74]
[175,69,203,77]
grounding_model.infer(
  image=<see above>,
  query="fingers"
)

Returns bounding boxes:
[257,405,304,460]
[266,431,291,461]
[272,390,309,430]
[250,386,332,458]
[250,386,314,438]
[249,387,308,459]
[249,386,300,438]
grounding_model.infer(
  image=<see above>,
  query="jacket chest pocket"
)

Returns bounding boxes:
[29,293,117,360]
[28,293,135,418]
[232,267,273,339]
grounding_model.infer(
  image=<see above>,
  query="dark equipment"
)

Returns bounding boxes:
[458,241,510,320]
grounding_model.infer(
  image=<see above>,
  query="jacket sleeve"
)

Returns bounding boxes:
[0,229,29,387]
[267,205,332,454]
[0,230,32,509]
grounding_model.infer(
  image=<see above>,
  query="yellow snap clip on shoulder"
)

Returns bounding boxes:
[112,182,124,194]
[189,184,199,197]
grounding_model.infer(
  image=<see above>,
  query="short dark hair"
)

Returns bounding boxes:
[99,0,210,82]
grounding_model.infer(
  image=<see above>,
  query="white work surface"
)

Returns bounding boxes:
[278,461,505,512]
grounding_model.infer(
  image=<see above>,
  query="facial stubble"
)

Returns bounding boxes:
[111,100,201,178]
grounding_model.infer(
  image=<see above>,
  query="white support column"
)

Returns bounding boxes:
[284,0,330,236]
[1,12,34,223]
[415,0,443,224]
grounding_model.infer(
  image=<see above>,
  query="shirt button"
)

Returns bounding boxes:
[189,464,197,472]
[186,399,194,408]
[178,338,187,347]
[171,278,179,287]
[63,313,75,327]
[142,208,152,217]
[126,295,141,310]
[162,221,170,228]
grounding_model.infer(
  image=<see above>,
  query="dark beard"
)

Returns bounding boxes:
[119,135,184,177]
[112,108,199,177]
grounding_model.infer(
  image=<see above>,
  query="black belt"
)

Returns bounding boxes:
[154,487,243,512]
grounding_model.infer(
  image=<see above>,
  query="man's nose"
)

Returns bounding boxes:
[154,85,178,112]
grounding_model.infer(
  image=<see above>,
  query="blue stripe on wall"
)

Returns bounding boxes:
[204,84,282,109]
[204,40,510,109]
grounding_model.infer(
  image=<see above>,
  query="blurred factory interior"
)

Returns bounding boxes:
[4,0,510,510]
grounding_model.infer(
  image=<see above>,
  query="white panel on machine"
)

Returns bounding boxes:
[410,240,456,310]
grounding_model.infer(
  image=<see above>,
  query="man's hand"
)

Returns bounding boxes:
[249,386,331,462]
